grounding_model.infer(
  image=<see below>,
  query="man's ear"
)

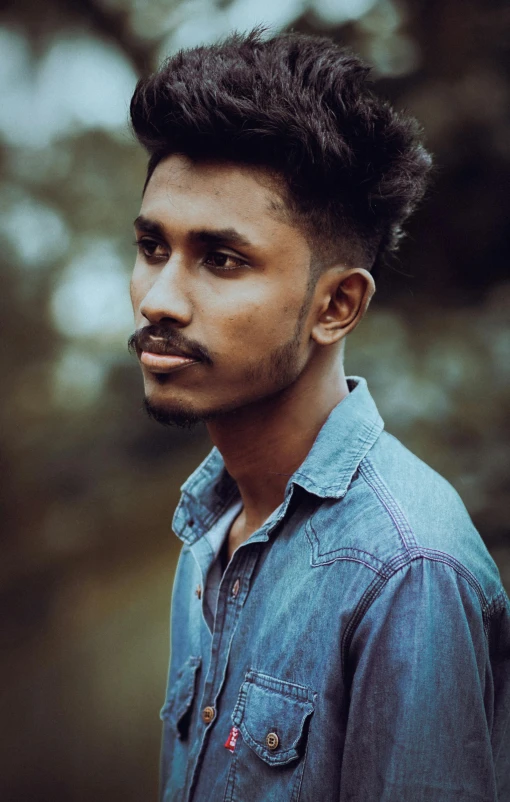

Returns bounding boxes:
[311,267,375,346]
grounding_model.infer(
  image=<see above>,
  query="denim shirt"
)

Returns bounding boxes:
[160,377,510,802]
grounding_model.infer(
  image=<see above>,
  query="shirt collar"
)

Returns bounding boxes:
[289,376,384,499]
[173,376,384,544]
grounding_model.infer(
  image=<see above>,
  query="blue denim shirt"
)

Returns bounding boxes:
[161,377,510,802]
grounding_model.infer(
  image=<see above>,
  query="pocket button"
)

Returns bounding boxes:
[265,732,279,750]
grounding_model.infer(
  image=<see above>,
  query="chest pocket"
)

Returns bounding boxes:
[225,670,315,802]
[160,656,201,802]
[160,655,201,740]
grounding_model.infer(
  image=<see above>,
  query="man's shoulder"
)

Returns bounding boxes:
[312,429,503,605]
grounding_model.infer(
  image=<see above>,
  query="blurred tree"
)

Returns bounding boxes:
[0,0,508,799]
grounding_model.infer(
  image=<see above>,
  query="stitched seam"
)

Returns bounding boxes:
[416,548,489,609]
[384,550,488,609]
[341,551,493,681]
[341,570,388,681]
[313,545,385,561]
[232,681,249,727]
[379,547,490,618]
[306,517,386,576]
[245,671,315,703]
[309,514,385,566]
[358,457,417,550]
[245,688,313,706]
[311,553,386,577]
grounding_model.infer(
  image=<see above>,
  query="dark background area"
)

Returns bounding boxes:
[0,0,508,799]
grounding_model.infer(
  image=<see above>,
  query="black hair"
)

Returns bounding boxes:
[130,29,432,278]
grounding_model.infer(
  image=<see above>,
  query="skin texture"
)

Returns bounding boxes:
[130,155,375,556]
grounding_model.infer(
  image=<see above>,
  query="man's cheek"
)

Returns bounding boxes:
[129,277,138,313]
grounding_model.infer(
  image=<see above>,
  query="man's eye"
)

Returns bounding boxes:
[134,237,168,261]
[204,252,246,271]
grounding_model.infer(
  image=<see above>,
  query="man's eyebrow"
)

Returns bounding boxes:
[133,215,166,238]
[134,216,254,250]
[188,228,253,249]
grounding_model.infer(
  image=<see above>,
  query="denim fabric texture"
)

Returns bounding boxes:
[160,377,510,802]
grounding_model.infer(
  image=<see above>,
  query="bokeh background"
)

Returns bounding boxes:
[1,0,509,799]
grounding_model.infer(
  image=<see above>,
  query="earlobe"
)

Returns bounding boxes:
[311,268,375,346]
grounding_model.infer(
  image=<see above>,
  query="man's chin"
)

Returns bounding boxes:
[143,398,204,429]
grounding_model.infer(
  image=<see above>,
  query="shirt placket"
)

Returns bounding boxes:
[185,542,261,802]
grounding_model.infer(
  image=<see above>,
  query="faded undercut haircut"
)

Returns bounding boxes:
[130,29,432,279]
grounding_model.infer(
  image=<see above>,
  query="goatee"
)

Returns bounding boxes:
[143,397,203,429]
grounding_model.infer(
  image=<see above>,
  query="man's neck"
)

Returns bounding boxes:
[206,361,349,545]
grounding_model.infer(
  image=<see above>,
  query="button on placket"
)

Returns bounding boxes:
[188,548,261,800]
[202,706,215,724]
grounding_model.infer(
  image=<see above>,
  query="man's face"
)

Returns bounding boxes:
[129,155,316,425]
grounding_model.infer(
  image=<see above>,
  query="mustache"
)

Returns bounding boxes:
[127,325,213,365]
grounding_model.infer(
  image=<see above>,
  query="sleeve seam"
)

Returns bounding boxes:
[341,553,493,684]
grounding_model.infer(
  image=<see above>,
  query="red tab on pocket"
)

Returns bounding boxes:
[224,726,240,752]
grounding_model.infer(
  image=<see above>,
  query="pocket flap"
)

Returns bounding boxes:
[160,655,201,738]
[233,670,314,766]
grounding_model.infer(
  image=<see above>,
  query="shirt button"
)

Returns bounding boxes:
[231,578,240,598]
[202,706,215,724]
[265,732,279,750]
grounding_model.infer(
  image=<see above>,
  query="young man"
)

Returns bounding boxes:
[128,31,510,802]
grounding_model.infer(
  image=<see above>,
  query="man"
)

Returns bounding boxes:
[128,31,510,802]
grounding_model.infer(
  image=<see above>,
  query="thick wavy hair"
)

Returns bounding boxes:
[130,30,432,278]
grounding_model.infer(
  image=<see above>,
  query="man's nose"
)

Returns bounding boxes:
[139,262,192,327]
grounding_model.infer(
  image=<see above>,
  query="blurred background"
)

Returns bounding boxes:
[0,0,508,799]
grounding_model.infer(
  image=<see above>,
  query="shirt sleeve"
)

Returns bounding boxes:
[339,557,506,802]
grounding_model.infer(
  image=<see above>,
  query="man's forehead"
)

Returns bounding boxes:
[144,154,290,223]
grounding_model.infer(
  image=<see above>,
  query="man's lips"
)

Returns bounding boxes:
[140,351,199,373]
[129,328,212,373]
[139,337,201,373]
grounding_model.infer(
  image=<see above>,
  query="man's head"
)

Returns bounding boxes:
[129,30,431,426]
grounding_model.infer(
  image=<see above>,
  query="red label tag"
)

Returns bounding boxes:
[224,726,240,752]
